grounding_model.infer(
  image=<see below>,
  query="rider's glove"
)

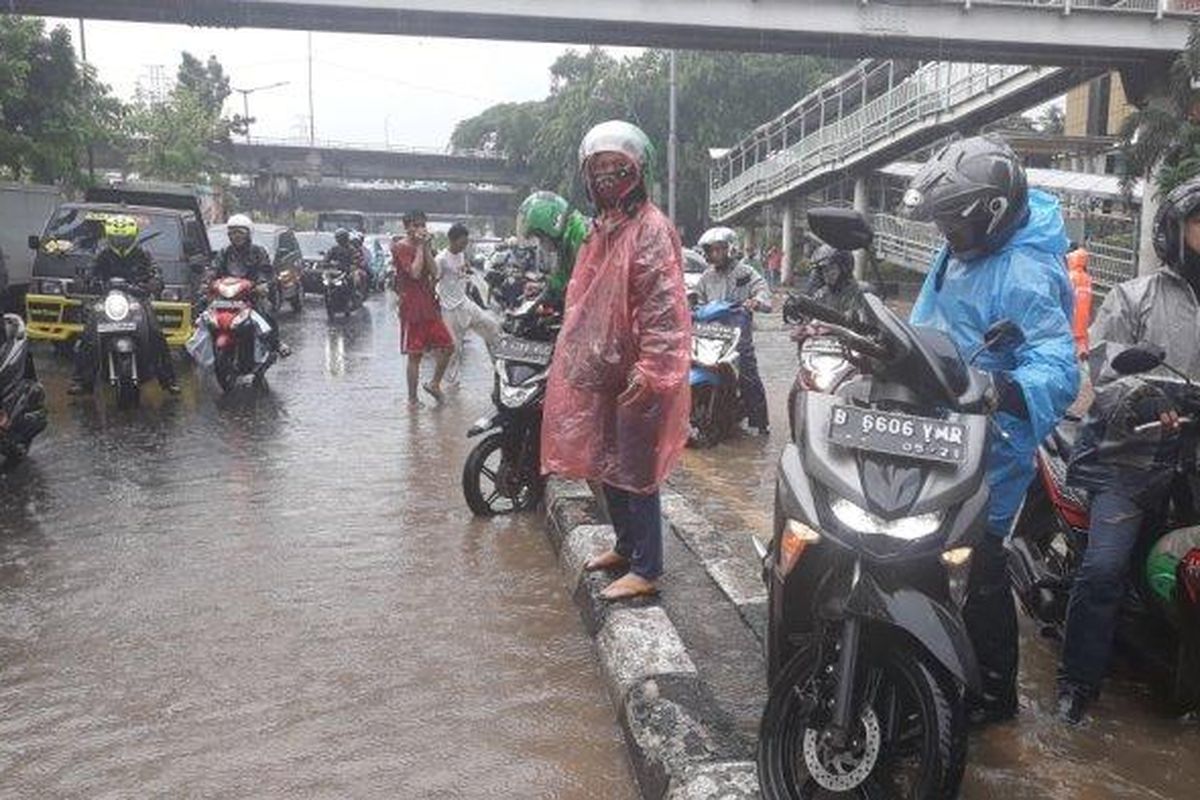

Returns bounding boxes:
[994,372,1029,420]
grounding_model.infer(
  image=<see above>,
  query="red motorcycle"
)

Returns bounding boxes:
[196,277,277,392]
[1007,347,1200,710]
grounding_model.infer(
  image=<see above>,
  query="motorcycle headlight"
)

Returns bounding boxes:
[39,280,64,295]
[499,382,538,408]
[104,293,131,321]
[161,287,182,302]
[692,337,726,367]
[830,497,942,541]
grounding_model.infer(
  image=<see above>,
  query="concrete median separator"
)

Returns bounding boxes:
[544,479,762,800]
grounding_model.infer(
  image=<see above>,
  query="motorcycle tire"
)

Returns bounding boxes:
[326,301,337,322]
[114,354,139,408]
[290,294,303,314]
[462,432,543,517]
[688,385,726,449]
[758,632,966,800]
[214,351,237,393]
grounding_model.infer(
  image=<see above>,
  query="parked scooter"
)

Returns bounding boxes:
[688,300,744,448]
[194,277,277,392]
[0,313,48,467]
[1008,345,1200,710]
[462,289,559,516]
[756,208,1019,799]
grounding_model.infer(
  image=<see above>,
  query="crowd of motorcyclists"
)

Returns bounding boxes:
[7,116,1200,795]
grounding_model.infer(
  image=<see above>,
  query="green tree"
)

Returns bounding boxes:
[125,52,244,183]
[451,48,838,238]
[1118,20,1200,197]
[0,16,122,186]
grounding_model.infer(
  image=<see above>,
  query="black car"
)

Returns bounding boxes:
[296,231,338,294]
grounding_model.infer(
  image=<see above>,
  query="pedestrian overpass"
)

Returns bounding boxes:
[709,59,1101,223]
[6,1,1195,67]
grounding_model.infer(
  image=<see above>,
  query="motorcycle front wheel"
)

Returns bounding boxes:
[214,350,237,393]
[462,432,543,516]
[758,631,966,800]
[113,353,140,408]
[688,383,727,448]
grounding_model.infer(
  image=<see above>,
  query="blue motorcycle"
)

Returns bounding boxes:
[688,300,746,448]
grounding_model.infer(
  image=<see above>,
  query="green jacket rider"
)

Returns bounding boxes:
[516,191,589,306]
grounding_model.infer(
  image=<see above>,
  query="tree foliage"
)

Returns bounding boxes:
[1118,20,1200,197]
[0,16,122,186]
[452,48,839,239]
[124,51,245,183]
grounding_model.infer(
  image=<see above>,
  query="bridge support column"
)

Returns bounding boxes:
[781,201,796,287]
[1137,168,1160,277]
[853,174,869,279]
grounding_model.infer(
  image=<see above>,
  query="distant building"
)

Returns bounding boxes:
[1065,73,1135,139]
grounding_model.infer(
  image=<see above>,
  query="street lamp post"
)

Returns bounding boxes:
[233,81,290,144]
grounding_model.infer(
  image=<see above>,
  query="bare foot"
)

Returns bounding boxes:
[584,549,630,572]
[600,573,658,601]
[407,396,423,408]
[422,381,444,405]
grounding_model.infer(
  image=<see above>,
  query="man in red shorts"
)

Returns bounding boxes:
[392,210,453,405]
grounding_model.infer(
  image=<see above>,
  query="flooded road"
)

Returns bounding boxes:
[672,318,1200,799]
[0,295,635,799]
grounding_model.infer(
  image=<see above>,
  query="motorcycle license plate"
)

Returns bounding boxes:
[693,323,737,341]
[828,405,966,465]
[494,336,553,366]
[96,321,138,333]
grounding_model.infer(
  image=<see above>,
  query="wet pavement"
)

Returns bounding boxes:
[0,294,636,799]
[671,311,1200,800]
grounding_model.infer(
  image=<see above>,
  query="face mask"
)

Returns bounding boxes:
[588,158,639,208]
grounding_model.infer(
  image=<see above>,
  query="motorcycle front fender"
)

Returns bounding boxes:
[844,569,981,693]
[468,411,502,438]
[689,366,722,387]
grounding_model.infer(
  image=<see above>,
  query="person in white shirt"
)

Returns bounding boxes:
[437,223,500,384]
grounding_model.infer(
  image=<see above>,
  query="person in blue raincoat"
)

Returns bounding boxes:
[904,135,1079,724]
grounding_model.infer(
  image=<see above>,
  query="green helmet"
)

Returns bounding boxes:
[517,191,571,242]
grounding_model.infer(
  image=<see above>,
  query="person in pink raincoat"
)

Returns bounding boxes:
[541,120,692,601]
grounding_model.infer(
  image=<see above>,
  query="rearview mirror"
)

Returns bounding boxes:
[983,320,1024,354]
[1111,345,1165,376]
[807,208,874,252]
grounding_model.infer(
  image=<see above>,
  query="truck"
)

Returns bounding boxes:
[0,182,65,314]
[24,183,215,348]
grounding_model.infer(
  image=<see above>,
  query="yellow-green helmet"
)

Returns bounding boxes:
[517,191,570,242]
[104,214,139,254]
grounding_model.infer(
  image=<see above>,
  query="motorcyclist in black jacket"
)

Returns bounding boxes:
[322,228,366,300]
[68,214,179,395]
[207,214,289,357]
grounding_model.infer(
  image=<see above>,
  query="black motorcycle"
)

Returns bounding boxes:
[322,267,362,321]
[0,313,48,468]
[1008,345,1200,711]
[462,290,558,516]
[757,208,1017,800]
[84,278,153,407]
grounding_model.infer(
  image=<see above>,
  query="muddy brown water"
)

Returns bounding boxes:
[671,321,1200,800]
[0,296,635,799]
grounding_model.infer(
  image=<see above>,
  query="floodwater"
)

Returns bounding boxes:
[672,319,1200,799]
[0,294,635,799]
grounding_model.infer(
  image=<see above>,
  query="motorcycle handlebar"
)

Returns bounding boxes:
[784,294,873,334]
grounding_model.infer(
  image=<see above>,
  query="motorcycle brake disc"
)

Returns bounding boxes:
[802,707,882,792]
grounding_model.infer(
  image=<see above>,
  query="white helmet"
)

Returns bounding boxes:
[697,226,738,251]
[226,213,253,233]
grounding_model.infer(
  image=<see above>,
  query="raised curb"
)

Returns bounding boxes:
[544,480,761,800]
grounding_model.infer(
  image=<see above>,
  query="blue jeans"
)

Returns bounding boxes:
[603,485,663,580]
[1060,489,1153,691]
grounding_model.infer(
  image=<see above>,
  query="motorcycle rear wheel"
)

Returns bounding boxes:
[758,631,966,800]
[462,432,542,516]
[214,351,237,393]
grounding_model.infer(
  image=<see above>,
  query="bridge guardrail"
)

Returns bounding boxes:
[237,136,504,161]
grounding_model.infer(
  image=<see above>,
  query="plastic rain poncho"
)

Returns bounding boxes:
[541,201,692,494]
[910,189,1079,536]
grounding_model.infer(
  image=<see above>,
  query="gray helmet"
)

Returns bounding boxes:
[1153,177,1200,269]
[901,135,1028,261]
[697,226,738,252]
[812,244,853,287]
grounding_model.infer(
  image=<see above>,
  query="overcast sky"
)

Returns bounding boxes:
[45,17,639,151]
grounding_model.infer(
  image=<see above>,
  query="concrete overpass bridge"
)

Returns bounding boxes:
[219,139,529,185]
[231,183,519,219]
[7,1,1195,68]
